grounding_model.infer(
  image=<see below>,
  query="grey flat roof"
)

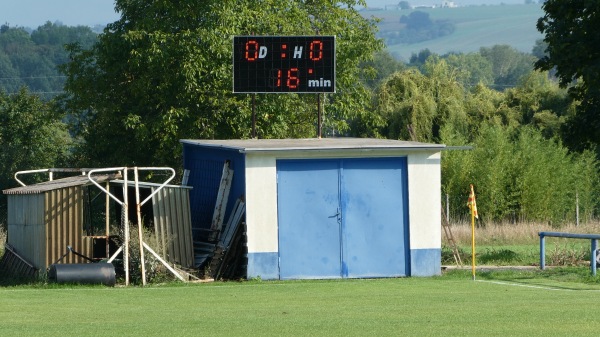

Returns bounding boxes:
[3,174,117,195]
[180,138,445,152]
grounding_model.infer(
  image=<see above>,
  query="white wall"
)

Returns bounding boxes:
[407,151,442,250]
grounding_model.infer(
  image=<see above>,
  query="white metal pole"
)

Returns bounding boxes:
[106,182,110,259]
[123,168,130,286]
[134,167,147,286]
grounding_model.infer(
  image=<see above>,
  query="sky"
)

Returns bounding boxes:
[2,0,525,29]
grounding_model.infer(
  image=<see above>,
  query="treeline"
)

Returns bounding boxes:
[0,13,598,227]
[0,23,97,98]
[379,11,456,45]
[366,55,598,224]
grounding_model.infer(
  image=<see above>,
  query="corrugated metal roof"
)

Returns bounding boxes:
[180,137,446,152]
[3,174,117,195]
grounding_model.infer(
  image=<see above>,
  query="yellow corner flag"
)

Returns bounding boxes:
[467,184,478,219]
[467,184,478,280]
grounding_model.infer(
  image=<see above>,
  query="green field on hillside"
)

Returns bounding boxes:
[365,4,544,60]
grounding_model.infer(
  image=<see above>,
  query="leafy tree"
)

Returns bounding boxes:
[395,11,455,44]
[0,23,98,98]
[359,50,405,89]
[400,11,432,30]
[535,0,600,154]
[531,39,547,60]
[442,124,599,224]
[373,57,467,142]
[0,88,72,224]
[444,52,494,88]
[60,0,382,168]
[503,71,571,138]
[479,45,536,89]
[409,48,434,68]
[398,1,411,10]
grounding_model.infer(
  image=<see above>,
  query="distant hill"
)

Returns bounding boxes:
[364,4,544,61]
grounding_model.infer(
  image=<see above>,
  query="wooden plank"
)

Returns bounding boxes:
[209,161,233,236]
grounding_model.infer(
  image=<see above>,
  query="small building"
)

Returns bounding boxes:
[181,138,444,280]
[2,171,194,275]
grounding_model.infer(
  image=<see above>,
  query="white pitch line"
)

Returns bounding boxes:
[476,279,600,292]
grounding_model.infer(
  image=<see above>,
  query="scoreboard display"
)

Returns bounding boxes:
[233,36,335,93]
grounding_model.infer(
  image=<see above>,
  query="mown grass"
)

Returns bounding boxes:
[1,272,600,337]
[3,220,600,335]
[367,4,544,60]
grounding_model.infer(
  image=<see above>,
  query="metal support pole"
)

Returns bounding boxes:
[252,93,256,138]
[540,234,546,270]
[123,169,130,286]
[317,93,322,138]
[134,167,147,286]
[105,182,110,259]
[591,239,597,276]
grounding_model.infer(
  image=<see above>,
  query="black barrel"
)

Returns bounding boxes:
[48,263,116,286]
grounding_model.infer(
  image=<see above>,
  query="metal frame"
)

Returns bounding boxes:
[88,167,185,286]
[539,231,600,276]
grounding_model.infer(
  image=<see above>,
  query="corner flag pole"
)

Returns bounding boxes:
[468,184,478,281]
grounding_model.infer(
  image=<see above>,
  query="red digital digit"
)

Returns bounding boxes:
[277,69,282,87]
[245,40,259,61]
[287,68,299,89]
[309,40,323,61]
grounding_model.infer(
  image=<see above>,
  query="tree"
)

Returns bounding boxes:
[60,0,382,168]
[398,1,411,10]
[359,50,405,89]
[444,52,494,88]
[479,45,536,89]
[0,23,98,98]
[535,0,600,153]
[400,11,432,30]
[0,88,72,224]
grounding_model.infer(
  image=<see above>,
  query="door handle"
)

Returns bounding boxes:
[328,208,342,225]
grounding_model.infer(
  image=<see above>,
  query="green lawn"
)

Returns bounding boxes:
[2,272,600,336]
[367,4,544,60]
[444,240,594,267]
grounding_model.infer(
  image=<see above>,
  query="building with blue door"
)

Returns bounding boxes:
[181,138,445,280]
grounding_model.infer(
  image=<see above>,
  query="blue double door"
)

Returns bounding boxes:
[276,157,409,279]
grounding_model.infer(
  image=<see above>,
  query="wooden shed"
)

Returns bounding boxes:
[2,172,195,275]
[181,138,445,280]
[3,175,113,271]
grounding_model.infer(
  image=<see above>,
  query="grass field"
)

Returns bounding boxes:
[2,223,600,335]
[365,4,544,60]
[1,271,600,336]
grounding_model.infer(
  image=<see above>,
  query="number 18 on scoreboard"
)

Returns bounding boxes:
[233,36,335,93]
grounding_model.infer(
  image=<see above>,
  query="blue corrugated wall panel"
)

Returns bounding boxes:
[182,144,245,238]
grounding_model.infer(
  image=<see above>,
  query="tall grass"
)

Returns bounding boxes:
[445,220,600,246]
[443,221,600,267]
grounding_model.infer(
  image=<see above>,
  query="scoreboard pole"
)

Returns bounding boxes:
[317,93,322,138]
